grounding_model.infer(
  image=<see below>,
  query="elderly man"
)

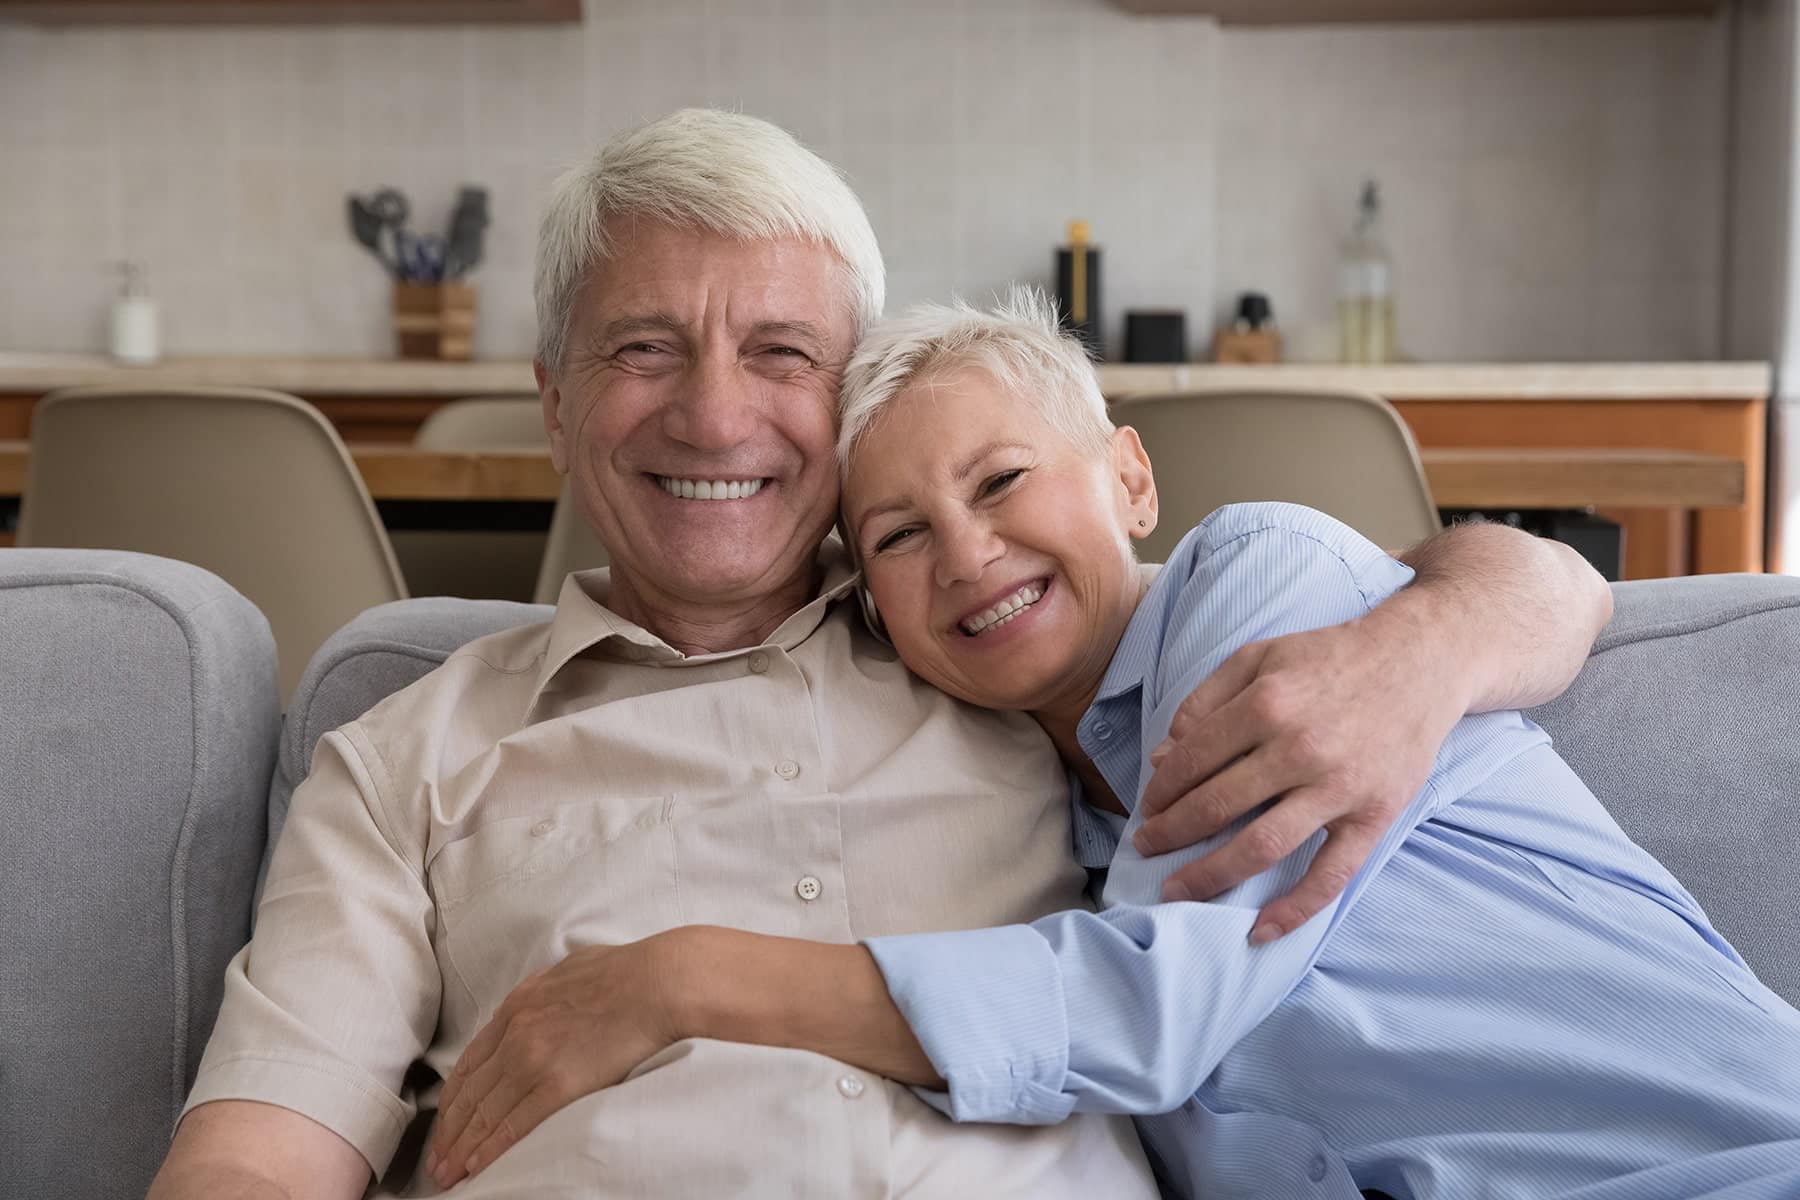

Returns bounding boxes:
[150,110,1608,1198]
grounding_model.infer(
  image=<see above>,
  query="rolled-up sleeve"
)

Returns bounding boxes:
[869,504,1452,1123]
[180,726,440,1176]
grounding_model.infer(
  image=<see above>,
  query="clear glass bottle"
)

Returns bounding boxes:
[1337,181,1396,365]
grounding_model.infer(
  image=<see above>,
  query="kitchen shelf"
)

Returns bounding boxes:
[0,0,579,25]
[1107,0,1723,21]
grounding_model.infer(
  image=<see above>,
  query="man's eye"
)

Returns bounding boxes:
[981,469,1024,497]
[616,342,666,358]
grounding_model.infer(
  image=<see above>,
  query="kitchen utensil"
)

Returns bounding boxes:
[347,195,398,276]
[398,231,449,284]
[442,186,490,280]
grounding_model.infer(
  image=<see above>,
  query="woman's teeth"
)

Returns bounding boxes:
[657,477,765,501]
[962,582,1045,636]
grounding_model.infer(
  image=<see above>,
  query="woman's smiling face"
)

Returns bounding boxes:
[842,366,1157,718]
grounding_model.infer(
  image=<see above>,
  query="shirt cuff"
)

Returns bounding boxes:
[864,924,1078,1125]
[180,1053,413,1177]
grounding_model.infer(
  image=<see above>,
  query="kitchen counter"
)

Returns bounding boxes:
[0,354,1773,402]
[0,354,1771,577]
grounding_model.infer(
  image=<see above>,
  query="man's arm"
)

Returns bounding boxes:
[1137,519,1610,939]
[147,1100,369,1200]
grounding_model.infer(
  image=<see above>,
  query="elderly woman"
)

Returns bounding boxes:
[809,291,1800,1198]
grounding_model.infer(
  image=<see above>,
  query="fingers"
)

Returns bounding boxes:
[1250,818,1379,942]
[1156,642,1263,754]
[431,1039,524,1187]
[1136,749,1280,855]
[460,1080,570,1180]
[1141,677,1271,818]
[1156,785,1334,912]
[437,1009,504,1125]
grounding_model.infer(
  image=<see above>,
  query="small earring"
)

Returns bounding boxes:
[1137,519,1147,528]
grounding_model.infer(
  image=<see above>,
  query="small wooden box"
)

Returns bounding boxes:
[393,282,477,361]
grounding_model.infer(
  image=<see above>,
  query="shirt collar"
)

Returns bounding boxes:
[530,538,861,701]
[1090,560,1167,707]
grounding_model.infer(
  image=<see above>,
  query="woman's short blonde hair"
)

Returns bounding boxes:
[534,108,886,377]
[836,287,1113,470]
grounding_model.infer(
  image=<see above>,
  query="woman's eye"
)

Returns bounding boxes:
[981,469,1024,497]
[873,527,916,554]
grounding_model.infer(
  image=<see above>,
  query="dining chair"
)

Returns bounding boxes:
[399,395,554,603]
[414,395,548,450]
[533,478,609,605]
[18,385,407,705]
[1108,387,1442,562]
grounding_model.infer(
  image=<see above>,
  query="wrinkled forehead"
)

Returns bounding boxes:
[579,220,861,341]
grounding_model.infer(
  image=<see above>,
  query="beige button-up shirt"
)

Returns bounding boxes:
[184,552,1157,1198]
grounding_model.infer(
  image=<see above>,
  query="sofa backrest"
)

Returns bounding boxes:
[0,549,279,1200]
[1529,573,1800,1006]
[263,596,553,897]
[268,575,1800,1008]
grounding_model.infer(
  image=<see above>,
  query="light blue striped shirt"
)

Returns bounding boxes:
[866,502,1800,1199]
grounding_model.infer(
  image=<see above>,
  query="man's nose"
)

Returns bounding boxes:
[664,352,758,452]
[934,515,1004,589]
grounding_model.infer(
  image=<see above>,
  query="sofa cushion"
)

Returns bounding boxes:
[0,549,279,1200]
[263,597,552,898]
[1529,573,1800,1006]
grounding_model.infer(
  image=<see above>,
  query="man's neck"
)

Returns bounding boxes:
[606,568,824,656]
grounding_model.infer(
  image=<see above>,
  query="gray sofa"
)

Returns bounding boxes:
[3,550,1797,1199]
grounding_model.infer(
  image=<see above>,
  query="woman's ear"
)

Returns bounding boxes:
[1110,425,1158,539]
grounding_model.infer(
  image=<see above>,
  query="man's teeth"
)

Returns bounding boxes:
[962,582,1045,636]
[657,477,765,501]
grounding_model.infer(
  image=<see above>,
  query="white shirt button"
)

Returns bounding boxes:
[836,1074,865,1099]
[1307,1154,1328,1182]
[1092,721,1113,741]
[529,819,556,837]
[748,652,770,674]
[796,875,822,902]
[775,759,801,780]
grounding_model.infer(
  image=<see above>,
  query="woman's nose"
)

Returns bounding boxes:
[934,516,1004,588]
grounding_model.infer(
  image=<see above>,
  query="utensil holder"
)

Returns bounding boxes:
[393,282,477,360]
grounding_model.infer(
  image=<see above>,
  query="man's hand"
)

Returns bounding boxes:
[1135,602,1466,945]
[425,936,680,1189]
[1135,521,1610,943]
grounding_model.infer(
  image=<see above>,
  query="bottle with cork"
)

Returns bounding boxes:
[1337,180,1397,364]
[1055,220,1102,360]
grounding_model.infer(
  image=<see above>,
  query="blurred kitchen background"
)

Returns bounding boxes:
[0,0,1767,362]
[3,0,1798,650]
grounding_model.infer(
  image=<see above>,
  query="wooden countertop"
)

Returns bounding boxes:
[0,441,1746,511]
[0,354,1773,402]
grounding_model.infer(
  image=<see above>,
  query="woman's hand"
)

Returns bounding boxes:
[424,933,687,1189]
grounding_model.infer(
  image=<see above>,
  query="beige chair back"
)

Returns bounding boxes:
[403,396,550,602]
[19,386,407,704]
[1110,388,1441,562]
[533,479,610,604]
[414,396,547,450]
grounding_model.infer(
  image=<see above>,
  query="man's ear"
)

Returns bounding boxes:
[535,359,570,475]
[1111,425,1158,539]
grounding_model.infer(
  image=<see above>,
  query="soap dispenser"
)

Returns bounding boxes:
[110,260,161,365]
[1337,181,1396,365]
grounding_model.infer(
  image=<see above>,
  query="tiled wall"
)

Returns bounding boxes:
[1725,0,1792,364]
[0,0,1729,363]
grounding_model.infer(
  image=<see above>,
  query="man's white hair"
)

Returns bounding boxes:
[837,287,1114,469]
[534,108,886,375]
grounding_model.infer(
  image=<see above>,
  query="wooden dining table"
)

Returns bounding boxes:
[0,440,1748,555]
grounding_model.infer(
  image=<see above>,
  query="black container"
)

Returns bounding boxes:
[1056,242,1102,360]
[1125,310,1187,363]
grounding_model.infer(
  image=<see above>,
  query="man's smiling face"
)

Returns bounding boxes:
[540,219,857,617]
